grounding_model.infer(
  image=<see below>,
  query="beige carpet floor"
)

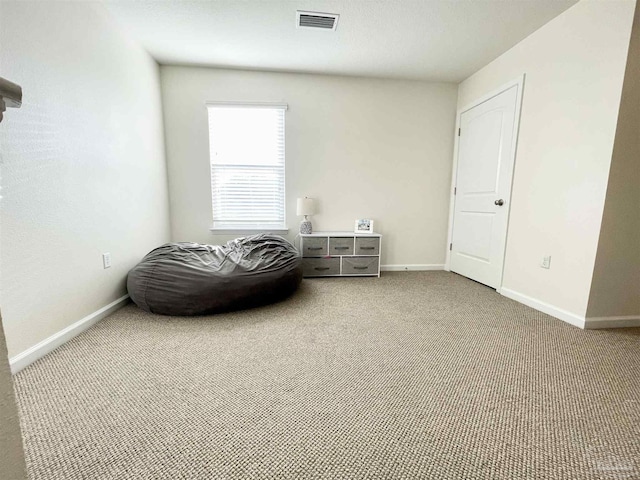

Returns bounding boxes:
[13,272,640,479]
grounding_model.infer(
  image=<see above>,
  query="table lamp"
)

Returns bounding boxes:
[296,197,316,234]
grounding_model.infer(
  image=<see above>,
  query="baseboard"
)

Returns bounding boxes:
[381,264,445,272]
[500,288,585,329]
[9,294,130,374]
[584,315,640,329]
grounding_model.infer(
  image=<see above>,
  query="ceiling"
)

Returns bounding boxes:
[102,0,578,82]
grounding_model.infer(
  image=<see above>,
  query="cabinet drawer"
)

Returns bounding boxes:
[301,237,328,256]
[355,237,380,255]
[302,257,340,277]
[329,237,354,255]
[342,256,379,275]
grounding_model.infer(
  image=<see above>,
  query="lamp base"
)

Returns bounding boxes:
[300,219,312,234]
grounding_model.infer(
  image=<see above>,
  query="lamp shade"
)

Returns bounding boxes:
[296,197,316,216]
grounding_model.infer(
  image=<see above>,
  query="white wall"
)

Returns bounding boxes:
[161,67,457,267]
[0,315,26,479]
[0,2,171,357]
[587,2,640,319]
[457,0,635,319]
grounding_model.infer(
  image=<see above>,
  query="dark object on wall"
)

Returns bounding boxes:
[0,77,22,123]
[127,234,302,316]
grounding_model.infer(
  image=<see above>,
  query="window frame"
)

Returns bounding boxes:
[206,102,289,234]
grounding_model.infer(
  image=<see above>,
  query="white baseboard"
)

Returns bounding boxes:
[381,264,445,272]
[500,287,586,329]
[584,315,640,329]
[9,294,130,374]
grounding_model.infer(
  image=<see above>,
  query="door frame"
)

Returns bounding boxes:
[444,74,526,293]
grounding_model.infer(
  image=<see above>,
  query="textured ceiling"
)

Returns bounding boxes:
[101,0,578,82]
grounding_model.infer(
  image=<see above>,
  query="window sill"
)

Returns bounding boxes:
[210,227,290,235]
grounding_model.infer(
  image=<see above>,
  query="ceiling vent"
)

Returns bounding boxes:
[296,11,339,31]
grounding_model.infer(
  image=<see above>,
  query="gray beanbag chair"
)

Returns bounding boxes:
[127,234,302,316]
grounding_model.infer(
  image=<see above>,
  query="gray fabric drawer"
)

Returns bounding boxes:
[329,237,354,256]
[355,237,380,255]
[342,256,379,275]
[302,257,340,277]
[301,237,328,257]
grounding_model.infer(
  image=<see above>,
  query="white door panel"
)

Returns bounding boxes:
[450,85,519,289]
[460,111,504,194]
[455,213,493,261]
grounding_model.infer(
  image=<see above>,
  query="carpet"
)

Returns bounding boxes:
[13,272,640,479]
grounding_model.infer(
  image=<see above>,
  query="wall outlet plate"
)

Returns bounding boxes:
[102,252,112,269]
[541,255,551,269]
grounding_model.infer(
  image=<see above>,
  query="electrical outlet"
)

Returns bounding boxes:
[102,252,112,269]
[541,255,551,269]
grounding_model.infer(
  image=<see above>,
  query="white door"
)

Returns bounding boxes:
[450,85,519,289]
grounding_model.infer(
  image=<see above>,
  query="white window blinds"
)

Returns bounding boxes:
[207,104,286,230]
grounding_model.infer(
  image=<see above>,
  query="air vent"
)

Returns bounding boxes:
[296,11,339,31]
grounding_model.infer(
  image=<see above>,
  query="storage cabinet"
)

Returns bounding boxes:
[299,232,382,277]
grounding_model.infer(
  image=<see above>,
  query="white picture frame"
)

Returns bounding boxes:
[354,219,374,234]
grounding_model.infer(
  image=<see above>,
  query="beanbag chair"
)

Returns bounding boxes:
[127,234,302,316]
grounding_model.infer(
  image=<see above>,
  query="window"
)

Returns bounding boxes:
[207,103,287,230]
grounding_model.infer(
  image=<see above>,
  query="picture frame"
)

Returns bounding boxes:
[354,219,374,234]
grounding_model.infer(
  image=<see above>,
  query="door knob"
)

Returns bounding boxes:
[494,199,505,206]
